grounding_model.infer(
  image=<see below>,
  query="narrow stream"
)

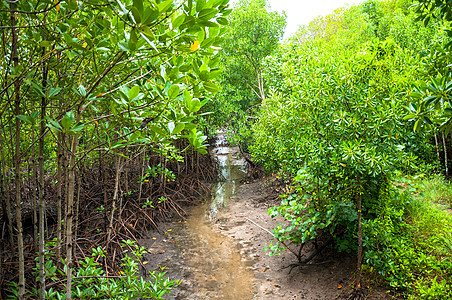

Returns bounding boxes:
[173,134,256,299]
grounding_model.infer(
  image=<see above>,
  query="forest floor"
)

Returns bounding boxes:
[140,161,398,299]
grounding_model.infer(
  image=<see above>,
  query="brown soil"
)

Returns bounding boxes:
[140,176,398,300]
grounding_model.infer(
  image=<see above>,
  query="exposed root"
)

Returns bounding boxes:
[281,237,335,273]
[347,287,366,300]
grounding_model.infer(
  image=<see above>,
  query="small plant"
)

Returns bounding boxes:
[141,164,175,183]
[142,198,154,209]
[8,240,180,299]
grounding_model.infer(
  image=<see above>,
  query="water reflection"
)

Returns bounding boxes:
[174,134,255,299]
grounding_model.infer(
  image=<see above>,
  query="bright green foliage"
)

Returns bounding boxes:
[8,240,179,299]
[255,37,416,252]
[250,0,452,297]
[222,0,286,101]
[204,0,285,145]
[1,0,230,160]
[404,1,452,135]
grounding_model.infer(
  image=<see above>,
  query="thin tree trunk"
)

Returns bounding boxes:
[31,129,38,253]
[38,45,48,299]
[65,134,79,300]
[138,149,145,201]
[11,2,25,298]
[107,156,122,243]
[442,131,448,177]
[56,132,63,260]
[355,176,363,291]
[0,130,14,246]
[73,174,81,261]
[435,133,441,169]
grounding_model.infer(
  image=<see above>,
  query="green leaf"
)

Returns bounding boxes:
[48,87,62,97]
[129,86,140,100]
[70,122,85,132]
[157,0,173,13]
[130,6,142,24]
[16,115,34,124]
[189,99,202,112]
[414,119,422,132]
[79,85,87,97]
[196,0,205,12]
[118,41,129,51]
[133,0,143,15]
[172,14,185,29]
[168,85,180,99]
[423,116,433,125]
[142,7,159,25]
[198,8,217,20]
[216,17,228,25]
[47,119,63,132]
[29,81,46,98]
[128,28,138,51]
[173,123,185,135]
[403,114,416,121]
[61,116,73,129]
[203,81,219,93]
[197,20,219,27]
[150,125,167,136]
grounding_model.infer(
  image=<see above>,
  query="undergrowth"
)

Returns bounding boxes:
[364,176,452,299]
[416,174,452,208]
[7,240,179,299]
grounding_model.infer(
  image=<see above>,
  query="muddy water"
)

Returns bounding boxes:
[174,137,256,299]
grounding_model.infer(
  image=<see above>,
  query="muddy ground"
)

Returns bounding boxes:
[139,160,397,299]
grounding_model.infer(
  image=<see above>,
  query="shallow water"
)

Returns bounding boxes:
[173,135,256,299]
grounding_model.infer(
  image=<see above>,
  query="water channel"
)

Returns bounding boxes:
[171,134,256,299]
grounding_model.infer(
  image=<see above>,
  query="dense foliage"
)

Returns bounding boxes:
[1,0,229,298]
[249,0,452,297]
[204,0,285,147]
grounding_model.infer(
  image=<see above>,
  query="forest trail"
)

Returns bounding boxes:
[140,140,394,300]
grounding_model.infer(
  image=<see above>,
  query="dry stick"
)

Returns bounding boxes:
[244,217,299,258]
[442,131,449,177]
[435,133,441,170]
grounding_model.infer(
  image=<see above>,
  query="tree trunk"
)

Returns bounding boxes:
[73,175,81,261]
[442,131,448,177]
[56,132,63,260]
[107,156,122,243]
[355,176,363,291]
[11,3,25,298]
[434,133,441,169]
[0,130,14,246]
[31,129,38,253]
[65,134,79,300]
[38,38,48,300]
